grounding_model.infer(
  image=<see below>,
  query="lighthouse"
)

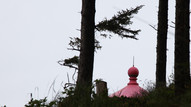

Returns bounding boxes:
[110,66,146,98]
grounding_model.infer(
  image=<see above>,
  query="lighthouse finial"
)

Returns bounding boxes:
[133,56,135,67]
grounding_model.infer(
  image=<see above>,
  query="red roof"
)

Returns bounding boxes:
[110,66,146,98]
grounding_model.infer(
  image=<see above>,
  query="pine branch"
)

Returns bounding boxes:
[68,37,81,51]
[68,37,102,51]
[63,64,78,70]
[95,5,143,40]
[64,56,79,65]
[67,48,80,51]
[58,56,79,69]
[121,34,138,40]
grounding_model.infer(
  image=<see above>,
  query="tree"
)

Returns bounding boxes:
[74,0,96,105]
[156,0,169,88]
[174,0,190,95]
[58,1,143,105]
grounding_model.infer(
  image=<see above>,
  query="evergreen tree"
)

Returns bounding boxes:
[58,1,143,105]
[175,0,190,95]
[75,0,96,106]
[156,0,168,88]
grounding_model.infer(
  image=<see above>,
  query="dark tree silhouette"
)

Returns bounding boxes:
[74,0,96,106]
[58,1,143,105]
[156,0,168,88]
[175,0,190,95]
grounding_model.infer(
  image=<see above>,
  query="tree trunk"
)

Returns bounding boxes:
[75,0,96,105]
[156,0,168,88]
[175,0,190,95]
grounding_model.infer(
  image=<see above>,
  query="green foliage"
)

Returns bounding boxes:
[58,56,79,69]
[57,85,78,107]
[96,5,143,40]
[68,37,102,51]
[94,39,102,51]
[25,97,57,107]
[68,37,81,51]
[58,37,102,69]
[94,78,103,83]
[25,81,191,107]
[64,56,79,66]
[60,6,143,70]
[62,86,75,97]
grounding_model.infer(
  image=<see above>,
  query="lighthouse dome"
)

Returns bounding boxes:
[110,66,147,98]
[128,66,139,77]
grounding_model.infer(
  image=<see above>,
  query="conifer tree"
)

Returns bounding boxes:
[156,0,168,88]
[175,0,190,95]
[58,1,143,104]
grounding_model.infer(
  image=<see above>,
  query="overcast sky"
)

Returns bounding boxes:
[0,0,176,106]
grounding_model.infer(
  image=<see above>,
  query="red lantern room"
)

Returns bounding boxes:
[110,66,146,98]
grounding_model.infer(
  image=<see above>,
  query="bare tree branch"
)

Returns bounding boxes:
[67,48,80,51]
[149,24,157,31]
[122,34,138,40]
[57,60,79,70]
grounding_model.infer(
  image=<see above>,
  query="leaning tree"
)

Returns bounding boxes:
[59,0,143,105]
